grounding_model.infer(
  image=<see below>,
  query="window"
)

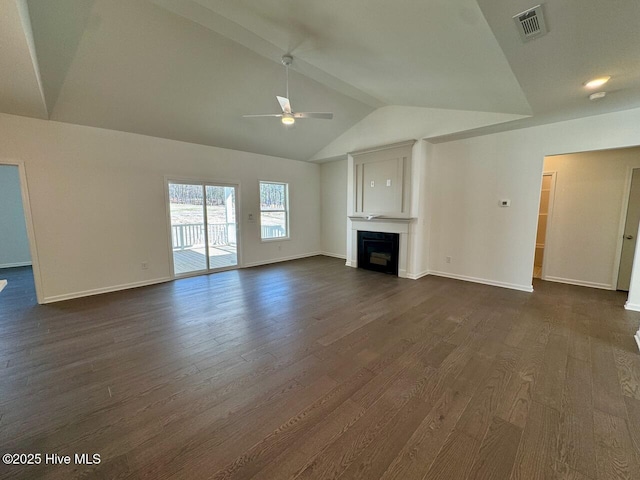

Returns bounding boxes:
[260,181,289,240]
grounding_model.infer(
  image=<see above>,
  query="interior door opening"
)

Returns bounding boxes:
[0,164,37,304]
[617,168,640,291]
[168,181,239,277]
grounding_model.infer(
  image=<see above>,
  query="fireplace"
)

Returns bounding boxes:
[357,231,399,275]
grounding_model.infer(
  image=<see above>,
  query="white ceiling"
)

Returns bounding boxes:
[0,0,47,119]
[2,0,639,160]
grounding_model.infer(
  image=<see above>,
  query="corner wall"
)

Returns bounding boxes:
[320,159,347,258]
[0,113,321,303]
[428,107,640,292]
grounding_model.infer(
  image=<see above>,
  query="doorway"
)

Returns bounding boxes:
[0,163,41,304]
[167,181,240,277]
[617,168,640,291]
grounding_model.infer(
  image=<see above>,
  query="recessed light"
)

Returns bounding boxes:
[584,76,611,89]
[589,91,607,101]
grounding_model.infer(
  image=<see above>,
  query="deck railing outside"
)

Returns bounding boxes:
[172,223,286,250]
[172,223,233,250]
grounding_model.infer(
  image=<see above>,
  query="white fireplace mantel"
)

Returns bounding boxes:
[348,216,416,278]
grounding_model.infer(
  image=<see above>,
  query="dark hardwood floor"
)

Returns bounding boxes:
[1,257,639,479]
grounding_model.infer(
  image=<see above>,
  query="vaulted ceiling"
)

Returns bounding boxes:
[2,0,639,160]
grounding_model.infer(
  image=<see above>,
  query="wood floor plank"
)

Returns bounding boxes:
[532,333,569,411]
[546,460,594,480]
[468,416,522,480]
[623,395,640,459]
[250,399,365,480]
[0,260,638,480]
[510,401,560,480]
[590,338,628,418]
[613,347,640,400]
[423,429,481,480]
[496,342,545,429]
[379,388,471,480]
[593,409,640,480]
[455,358,513,441]
[557,357,596,478]
[292,362,436,480]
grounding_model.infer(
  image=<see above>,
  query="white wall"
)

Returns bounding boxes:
[0,164,31,268]
[0,113,321,303]
[428,107,640,292]
[320,159,347,258]
[542,148,640,290]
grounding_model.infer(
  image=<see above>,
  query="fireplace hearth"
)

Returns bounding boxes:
[357,231,399,275]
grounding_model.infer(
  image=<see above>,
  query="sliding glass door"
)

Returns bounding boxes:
[168,181,239,276]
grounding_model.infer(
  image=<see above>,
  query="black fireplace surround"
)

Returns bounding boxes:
[357,231,400,275]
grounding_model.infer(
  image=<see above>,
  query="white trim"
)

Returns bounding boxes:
[624,301,640,312]
[164,176,242,279]
[320,252,347,260]
[0,261,32,269]
[635,331,640,352]
[544,275,614,290]
[345,260,352,267]
[242,252,321,269]
[428,270,534,292]
[0,159,44,304]
[406,270,430,280]
[349,217,414,279]
[349,139,417,157]
[42,277,171,304]
[0,280,6,293]
[540,171,557,280]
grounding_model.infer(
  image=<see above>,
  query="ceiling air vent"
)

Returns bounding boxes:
[513,5,548,43]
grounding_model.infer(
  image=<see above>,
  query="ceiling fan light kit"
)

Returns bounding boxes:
[243,55,334,126]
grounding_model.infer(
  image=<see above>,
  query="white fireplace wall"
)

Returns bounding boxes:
[346,139,427,279]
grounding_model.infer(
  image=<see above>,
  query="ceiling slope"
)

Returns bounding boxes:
[311,106,528,161]
[176,0,532,115]
[26,0,374,160]
[0,0,47,119]
[477,0,640,117]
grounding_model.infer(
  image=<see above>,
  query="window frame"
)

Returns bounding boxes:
[259,180,290,242]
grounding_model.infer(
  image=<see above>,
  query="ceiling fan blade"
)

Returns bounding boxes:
[293,112,334,120]
[242,113,284,118]
[276,96,292,114]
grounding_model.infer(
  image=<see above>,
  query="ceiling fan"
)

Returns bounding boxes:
[243,55,334,126]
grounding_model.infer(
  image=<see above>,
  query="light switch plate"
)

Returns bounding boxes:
[370,181,375,187]
[500,199,511,207]
[386,179,392,187]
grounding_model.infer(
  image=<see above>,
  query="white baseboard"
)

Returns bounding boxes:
[345,261,353,267]
[242,252,322,269]
[320,252,347,260]
[543,276,614,290]
[0,279,7,293]
[635,331,640,353]
[406,270,430,280]
[428,270,534,293]
[42,277,171,304]
[625,302,640,312]
[0,261,32,269]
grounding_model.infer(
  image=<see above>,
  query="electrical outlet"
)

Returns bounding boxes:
[141,262,149,270]
[445,256,451,264]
